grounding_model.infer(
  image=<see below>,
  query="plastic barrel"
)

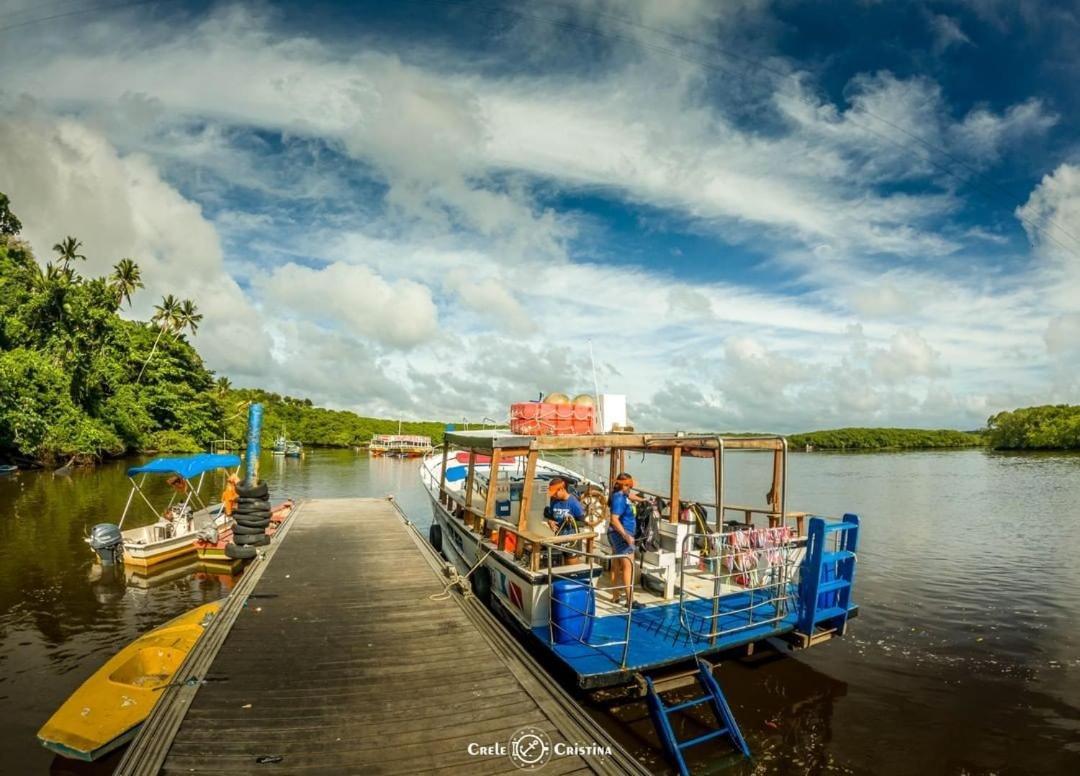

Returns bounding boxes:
[551,579,595,644]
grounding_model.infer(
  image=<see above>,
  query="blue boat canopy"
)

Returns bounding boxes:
[127,454,241,480]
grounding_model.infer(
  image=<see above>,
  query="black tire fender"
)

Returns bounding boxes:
[236,498,271,511]
[234,533,271,546]
[225,543,257,560]
[234,516,271,529]
[232,523,267,536]
[471,564,492,605]
[235,481,269,499]
[428,522,442,555]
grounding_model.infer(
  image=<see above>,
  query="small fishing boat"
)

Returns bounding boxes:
[284,439,303,458]
[86,454,241,570]
[272,430,287,456]
[37,600,222,761]
[0,464,17,474]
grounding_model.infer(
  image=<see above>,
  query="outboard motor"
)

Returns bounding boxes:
[89,523,124,566]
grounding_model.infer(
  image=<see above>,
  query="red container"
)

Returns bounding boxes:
[510,402,594,435]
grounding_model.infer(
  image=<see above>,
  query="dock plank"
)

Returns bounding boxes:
[118,498,648,775]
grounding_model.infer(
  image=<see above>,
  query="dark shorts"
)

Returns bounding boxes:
[607,531,634,556]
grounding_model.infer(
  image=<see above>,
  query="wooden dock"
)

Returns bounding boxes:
[117,498,648,775]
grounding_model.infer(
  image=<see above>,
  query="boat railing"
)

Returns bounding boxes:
[676,525,805,647]
[544,542,635,669]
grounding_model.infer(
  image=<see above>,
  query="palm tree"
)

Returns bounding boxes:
[215,376,232,395]
[175,299,203,337]
[136,295,181,383]
[109,258,143,307]
[52,236,86,268]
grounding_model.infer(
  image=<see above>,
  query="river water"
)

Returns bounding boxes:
[1,449,1077,774]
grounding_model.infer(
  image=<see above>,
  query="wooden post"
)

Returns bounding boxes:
[464,449,476,510]
[516,449,538,559]
[608,448,618,490]
[483,449,504,527]
[438,441,449,506]
[770,448,783,514]
[713,448,723,531]
[669,446,682,524]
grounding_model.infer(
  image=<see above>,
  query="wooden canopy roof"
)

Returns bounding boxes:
[442,430,787,454]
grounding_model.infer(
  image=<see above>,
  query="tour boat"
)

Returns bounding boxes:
[421,429,861,767]
[86,454,241,570]
[370,434,434,458]
[37,601,222,761]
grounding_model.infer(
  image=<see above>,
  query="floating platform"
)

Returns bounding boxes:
[117,498,647,775]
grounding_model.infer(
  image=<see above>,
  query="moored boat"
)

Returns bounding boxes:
[37,601,222,761]
[421,428,861,766]
[370,433,434,458]
[0,463,17,474]
[86,454,241,570]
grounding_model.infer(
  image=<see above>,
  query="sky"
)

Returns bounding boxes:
[0,0,1078,432]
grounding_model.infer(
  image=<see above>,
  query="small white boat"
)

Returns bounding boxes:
[87,454,241,570]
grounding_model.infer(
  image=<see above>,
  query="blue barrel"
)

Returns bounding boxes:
[551,579,595,644]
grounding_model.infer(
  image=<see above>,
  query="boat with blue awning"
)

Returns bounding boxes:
[86,453,241,570]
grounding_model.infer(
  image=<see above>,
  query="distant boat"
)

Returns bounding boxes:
[37,601,222,761]
[369,434,434,458]
[285,439,303,458]
[272,429,287,456]
[0,464,17,475]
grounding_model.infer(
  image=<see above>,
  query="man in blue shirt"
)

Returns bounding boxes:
[546,479,585,565]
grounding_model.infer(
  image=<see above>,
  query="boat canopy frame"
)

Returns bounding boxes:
[436,431,797,572]
[119,454,240,529]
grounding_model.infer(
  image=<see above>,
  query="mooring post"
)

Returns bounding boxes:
[244,402,263,484]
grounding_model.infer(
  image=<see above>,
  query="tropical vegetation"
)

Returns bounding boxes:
[787,427,986,451]
[986,405,1080,450]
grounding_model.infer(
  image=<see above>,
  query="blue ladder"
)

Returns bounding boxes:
[645,659,751,776]
[797,514,859,640]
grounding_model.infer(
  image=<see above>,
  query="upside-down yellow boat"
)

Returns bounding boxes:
[37,601,222,761]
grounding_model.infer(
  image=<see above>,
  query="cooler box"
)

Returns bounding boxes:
[550,578,595,644]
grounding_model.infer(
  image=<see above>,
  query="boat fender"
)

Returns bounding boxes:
[235,498,271,511]
[471,565,492,605]
[225,543,258,560]
[232,523,267,536]
[234,533,271,547]
[429,522,443,555]
[235,481,269,500]
[234,516,271,529]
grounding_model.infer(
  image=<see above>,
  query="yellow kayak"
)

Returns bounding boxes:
[37,601,222,761]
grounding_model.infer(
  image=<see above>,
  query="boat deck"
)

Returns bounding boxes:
[117,498,647,775]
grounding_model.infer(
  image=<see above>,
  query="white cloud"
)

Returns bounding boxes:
[0,113,270,373]
[255,261,438,349]
[927,13,972,53]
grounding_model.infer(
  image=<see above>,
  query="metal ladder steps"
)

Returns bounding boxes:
[678,728,732,750]
[821,550,856,564]
[814,606,851,622]
[817,578,851,594]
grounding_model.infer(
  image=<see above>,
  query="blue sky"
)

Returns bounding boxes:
[1,0,1078,430]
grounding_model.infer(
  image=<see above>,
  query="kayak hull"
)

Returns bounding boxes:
[37,601,222,761]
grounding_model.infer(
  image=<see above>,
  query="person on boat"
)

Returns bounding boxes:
[607,472,643,604]
[545,479,585,565]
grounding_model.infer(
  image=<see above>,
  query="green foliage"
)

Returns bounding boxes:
[0,193,21,236]
[220,388,448,449]
[787,427,986,451]
[0,203,223,462]
[987,405,1080,450]
[145,430,202,453]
